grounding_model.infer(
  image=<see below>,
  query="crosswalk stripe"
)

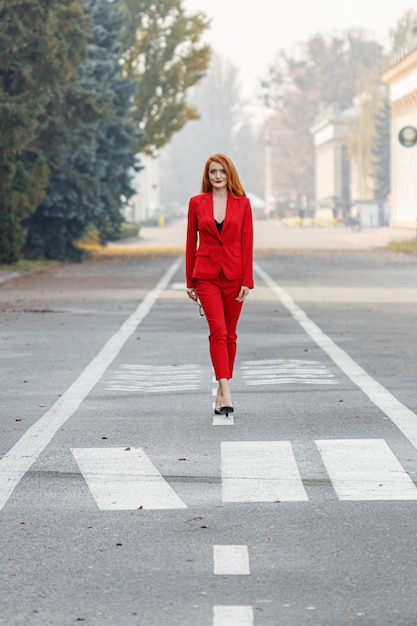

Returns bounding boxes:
[213,545,250,575]
[316,439,417,500]
[71,447,187,510]
[221,441,308,502]
[70,440,417,509]
[213,606,254,626]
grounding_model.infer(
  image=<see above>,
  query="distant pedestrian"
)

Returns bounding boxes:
[185,153,254,416]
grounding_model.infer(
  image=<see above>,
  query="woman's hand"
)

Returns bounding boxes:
[236,286,250,302]
[186,287,197,301]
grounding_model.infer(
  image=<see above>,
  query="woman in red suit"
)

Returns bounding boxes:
[186,153,254,415]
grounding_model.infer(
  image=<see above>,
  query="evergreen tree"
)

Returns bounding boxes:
[25,0,139,260]
[0,0,87,262]
[371,96,390,201]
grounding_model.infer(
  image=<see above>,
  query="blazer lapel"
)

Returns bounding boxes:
[203,191,221,238]
[221,193,236,234]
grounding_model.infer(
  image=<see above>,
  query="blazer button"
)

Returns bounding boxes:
[219,241,223,246]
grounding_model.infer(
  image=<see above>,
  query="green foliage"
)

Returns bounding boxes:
[371,96,390,201]
[107,222,140,241]
[0,211,25,263]
[160,52,264,208]
[24,0,139,261]
[388,239,417,255]
[0,0,87,259]
[123,0,211,154]
[0,0,211,263]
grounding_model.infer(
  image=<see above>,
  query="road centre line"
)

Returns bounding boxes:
[213,545,250,575]
[213,606,254,626]
[0,257,182,511]
[254,262,417,451]
[212,376,234,425]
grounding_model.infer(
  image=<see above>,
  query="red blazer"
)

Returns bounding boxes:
[186,192,254,289]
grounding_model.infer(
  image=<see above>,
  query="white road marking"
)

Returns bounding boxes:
[221,441,308,502]
[213,545,250,575]
[316,439,417,500]
[171,282,186,290]
[0,258,182,511]
[106,363,201,392]
[212,377,235,425]
[241,358,337,385]
[213,414,235,425]
[255,262,417,451]
[213,605,254,626]
[71,447,187,510]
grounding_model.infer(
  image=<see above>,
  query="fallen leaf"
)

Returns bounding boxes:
[185,516,203,524]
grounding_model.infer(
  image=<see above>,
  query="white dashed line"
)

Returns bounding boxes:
[213,605,254,626]
[213,545,250,575]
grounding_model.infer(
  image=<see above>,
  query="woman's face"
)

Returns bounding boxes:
[208,161,227,190]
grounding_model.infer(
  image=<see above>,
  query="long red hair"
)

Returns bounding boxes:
[200,153,246,196]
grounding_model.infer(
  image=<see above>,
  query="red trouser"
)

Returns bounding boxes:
[195,271,243,380]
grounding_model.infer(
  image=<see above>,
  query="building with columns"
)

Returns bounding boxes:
[383,45,417,228]
[310,104,356,219]
[310,98,388,228]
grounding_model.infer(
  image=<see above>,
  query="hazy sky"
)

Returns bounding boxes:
[183,0,414,116]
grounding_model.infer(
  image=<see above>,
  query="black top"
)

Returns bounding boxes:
[215,219,223,234]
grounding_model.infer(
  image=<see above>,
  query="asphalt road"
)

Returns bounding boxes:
[1,245,417,626]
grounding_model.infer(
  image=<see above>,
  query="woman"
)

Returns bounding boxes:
[185,153,254,415]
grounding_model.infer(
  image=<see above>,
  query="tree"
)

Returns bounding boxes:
[370,95,390,201]
[0,0,87,262]
[160,53,257,209]
[262,30,383,201]
[122,0,211,155]
[24,0,139,260]
[388,8,417,64]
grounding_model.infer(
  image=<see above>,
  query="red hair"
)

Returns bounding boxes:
[200,153,246,196]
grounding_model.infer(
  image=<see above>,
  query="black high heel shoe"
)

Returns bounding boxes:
[214,407,222,415]
[220,405,234,417]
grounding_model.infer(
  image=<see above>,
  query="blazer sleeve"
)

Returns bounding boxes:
[185,197,198,288]
[241,198,254,289]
